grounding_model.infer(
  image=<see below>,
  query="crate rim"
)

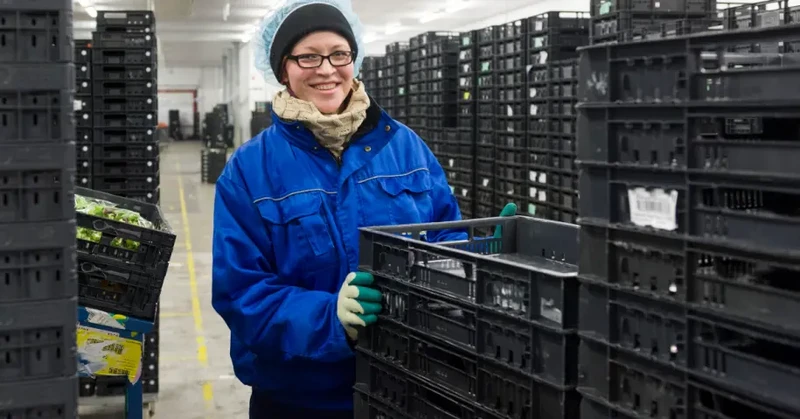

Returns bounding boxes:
[75,186,176,236]
[358,215,578,278]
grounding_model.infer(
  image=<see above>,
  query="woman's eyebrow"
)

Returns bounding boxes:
[295,44,349,54]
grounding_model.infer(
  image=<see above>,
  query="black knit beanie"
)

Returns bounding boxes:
[270,3,358,82]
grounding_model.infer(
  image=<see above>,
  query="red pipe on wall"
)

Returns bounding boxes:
[157,89,198,114]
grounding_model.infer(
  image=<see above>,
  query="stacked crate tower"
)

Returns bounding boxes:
[527,12,589,224]
[589,0,718,43]
[91,10,160,204]
[200,104,230,184]
[0,0,79,417]
[359,56,381,100]
[75,39,93,189]
[493,20,528,217]
[576,7,800,419]
[78,10,162,398]
[453,30,478,219]
[473,26,497,221]
[381,42,409,125]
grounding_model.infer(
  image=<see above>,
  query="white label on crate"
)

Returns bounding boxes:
[538,173,547,183]
[655,1,661,7]
[535,21,543,31]
[482,178,489,187]
[627,187,679,231]
[86,308,125,330]
[378,70,383,77]
[448,158,454,167]
[529,186,537,198]
[437,70,442,78]
[530,104,538,116]
[529,170,537,182]
[528,204,536,215]
[539,51,549,65]
[74,100,83,111]
[506,105,514,116]
[538,190,547,201]
[461,188,468,197]
[530,87,537,98]
[541,298,562,324]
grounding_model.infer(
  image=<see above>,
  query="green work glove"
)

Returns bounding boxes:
[493,203,518,238]
[337,272,382,340]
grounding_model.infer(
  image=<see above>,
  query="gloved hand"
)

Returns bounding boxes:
[337,272,382,341]
[493,203,518,238]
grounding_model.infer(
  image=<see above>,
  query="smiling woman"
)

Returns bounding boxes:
[210,0,475,418]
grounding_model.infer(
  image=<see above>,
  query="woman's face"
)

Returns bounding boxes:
[282,31,355,114]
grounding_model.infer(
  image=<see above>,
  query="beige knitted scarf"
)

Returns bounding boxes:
[271,79,370,160]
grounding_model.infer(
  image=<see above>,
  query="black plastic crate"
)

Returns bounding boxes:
[92,63,156,81]
[114,188,160,205]
[93,48,156,65]
[94,112,156,129]
[579,24,800,104]
[92,30,155,49]
[359,216,579,327]
[361,285,579,388]
[93,159,159,176]
[95,127,156,144]
[201,148,227,184]
[91,175,159,194]
[74,39,92,64]
[96,10,155,28]
[355,355,489,419]
[75,61,91,79]
[0,4,73,63]
[94,80,156,97]
[0,166,75,223]
[94,96,157,113]
[94,143,158,160]
[0,243,76,303]
[0,298,77,382]
[0,89,75,144]
[592,0,715,16]
[75,186,173,272]
[0,376,77,418]
[577,111,800,180]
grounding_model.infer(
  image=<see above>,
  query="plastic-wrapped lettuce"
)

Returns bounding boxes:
[75,194,154,251]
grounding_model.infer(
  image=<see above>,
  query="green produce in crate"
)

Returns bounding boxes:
[75,194,155,251]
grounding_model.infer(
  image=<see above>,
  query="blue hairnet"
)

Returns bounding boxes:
[254,0,365,87]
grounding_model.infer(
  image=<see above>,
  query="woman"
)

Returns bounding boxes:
[211,0,516,417]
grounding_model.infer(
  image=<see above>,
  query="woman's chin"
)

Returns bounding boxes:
[311,95,344,114]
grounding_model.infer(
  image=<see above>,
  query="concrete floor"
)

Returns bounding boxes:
[79,141,250,418]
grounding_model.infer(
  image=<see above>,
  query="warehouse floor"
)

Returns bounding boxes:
[79,141,250,419]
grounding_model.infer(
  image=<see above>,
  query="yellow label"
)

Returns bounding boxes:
[77,326,143,383]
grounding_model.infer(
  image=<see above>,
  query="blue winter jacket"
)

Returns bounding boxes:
[211,100,467,410]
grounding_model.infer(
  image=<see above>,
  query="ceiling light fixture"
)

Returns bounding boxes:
[85,6,98,18]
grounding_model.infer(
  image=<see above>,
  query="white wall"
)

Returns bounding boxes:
[156,65,224,135]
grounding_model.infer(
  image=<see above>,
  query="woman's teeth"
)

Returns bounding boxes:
[313,83,336,90]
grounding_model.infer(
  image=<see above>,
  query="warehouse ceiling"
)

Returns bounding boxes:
[72,0,535,67]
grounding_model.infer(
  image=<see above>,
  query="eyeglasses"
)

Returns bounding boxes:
[286,51,355,69]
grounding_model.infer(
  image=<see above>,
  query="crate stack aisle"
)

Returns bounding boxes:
[382,42,409,124]
[91,10,160,205]
[575,21,800,419]
[360,56,382,98]
[452,30,478,219]
[493,20,529,217]
[75,39,94,190]
[0,1,79,417]
[354,217,582,418]
[527,12,590,224]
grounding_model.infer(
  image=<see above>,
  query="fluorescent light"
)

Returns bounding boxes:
[85,6,97,18]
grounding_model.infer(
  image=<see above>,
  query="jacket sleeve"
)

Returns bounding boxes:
[424,149,470,243]
[211,173,352,362]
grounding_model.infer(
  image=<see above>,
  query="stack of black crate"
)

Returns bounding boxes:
[80,10,161,399]
[417,32,459,153]
[75,39,94,190]
[493,20,528,217]
[360,56,381,97]
[406,35,426,134]
[576,20,800,419]
[589,0,717,43]
[91,10,160,205]
[381,42,409,124]
[474,26,497,221]
[0,0,79,417]
[452,30,478,219]
[201,104,231,184]
[527,12,589,224]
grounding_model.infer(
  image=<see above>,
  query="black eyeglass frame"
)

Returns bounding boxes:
[285,51,356,69]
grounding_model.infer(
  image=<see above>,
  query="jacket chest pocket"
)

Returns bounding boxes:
[356,168,434,227]
[256,192,337,278]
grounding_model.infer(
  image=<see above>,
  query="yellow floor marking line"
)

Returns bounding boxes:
[176,161,215,412]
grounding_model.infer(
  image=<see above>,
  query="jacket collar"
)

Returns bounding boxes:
[271,94,396,152]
